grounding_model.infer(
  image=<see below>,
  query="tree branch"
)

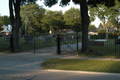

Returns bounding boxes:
[9,0,15,25]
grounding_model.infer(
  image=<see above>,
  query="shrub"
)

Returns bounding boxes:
[108,33,118,39]
[90,32,119,39]
[90,33,106,39]
[98,29,106,34]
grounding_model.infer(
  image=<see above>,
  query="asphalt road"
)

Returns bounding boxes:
[0,69,120,80]
[0,46,120,80]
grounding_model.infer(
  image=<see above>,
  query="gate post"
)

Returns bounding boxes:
[57,34,61,54]
[34,33,35,54]
[10,34,14,52]
[115,38,116,55]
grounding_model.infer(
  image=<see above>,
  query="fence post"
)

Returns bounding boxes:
[57,34,60,54]
[115,38,116,55]
[77,35,78,51]
[10,34,14,52]
[34,33,35,54]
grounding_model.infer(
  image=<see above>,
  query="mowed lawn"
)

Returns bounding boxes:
[0,37,10,53]
[89,39,120,55]
[0,36,81,52]
[41,58,120,73]
[0,37,57,52]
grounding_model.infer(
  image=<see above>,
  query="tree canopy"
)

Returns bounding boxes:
[89,24,96,30]
[43,0,120,7]
[42,10,64,33]
[2,16,11,25]
[20,4,46,34]
[0,16,3,31]
[109,0,120,30]
[89,0,120,39]
[0,16,3,27]
[64,8,82,32]
[20,4,84,35]
[87,0,120,7]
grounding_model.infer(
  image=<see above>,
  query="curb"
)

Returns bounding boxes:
[43,69,120,75]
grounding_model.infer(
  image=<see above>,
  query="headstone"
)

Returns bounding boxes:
[74,36,77,39]
[88,35,90,39]
[2,34,6,37]
[118,36,120,39]
[74,36,82,40]
[115,36,120,45]
[48,34,53,38]
[56,36,65,42]
[6,35,11,41]
[38,36,44,40]
[60,36,65,42]
[66,35,72,40]
[72,35,74,39]
[45,36,52,43]
[24,35,34,44]
[89,41,104,46]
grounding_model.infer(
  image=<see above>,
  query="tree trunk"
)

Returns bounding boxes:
[13,20,20,49]
[80,0,90,52]
[105,29,109,39]
[9,0,21,50]
[102,18,109,39]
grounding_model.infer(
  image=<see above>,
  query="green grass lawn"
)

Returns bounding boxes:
[14,37,58,52]
[78,53,120,58]
[0,37,10,53]
[89,39,120,55]
[0,37,57,52]
[41,58,120,73]
[0,37,81,52]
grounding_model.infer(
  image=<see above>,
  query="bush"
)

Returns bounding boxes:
[90,33,106,39]
[98,29,106,34]
[90,33,119,39]
[90,29,106,39]
[108,33,118,39]
[91,29,120,39]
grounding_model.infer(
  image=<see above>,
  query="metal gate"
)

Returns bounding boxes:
[57,34,82,54]
[10,34,58,53]
[36,35,57,53]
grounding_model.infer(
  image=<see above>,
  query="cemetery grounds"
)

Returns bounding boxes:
[0,36,81,53]
[89,39,120,55]
[0,36,120,55]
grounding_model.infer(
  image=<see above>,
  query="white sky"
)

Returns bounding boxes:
[0,0,101,28]
[36,0,80,13]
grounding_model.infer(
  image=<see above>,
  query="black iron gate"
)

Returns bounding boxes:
[57,34,82,54]
[36,34,57,52]
[9,33,58,53]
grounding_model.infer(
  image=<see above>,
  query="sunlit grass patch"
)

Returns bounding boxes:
[41,58,120,73]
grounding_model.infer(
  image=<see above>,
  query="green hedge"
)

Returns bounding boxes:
[108,33,118,39]
[54,33,82,37]
[90,33,119,39]
[90,33,106,39]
